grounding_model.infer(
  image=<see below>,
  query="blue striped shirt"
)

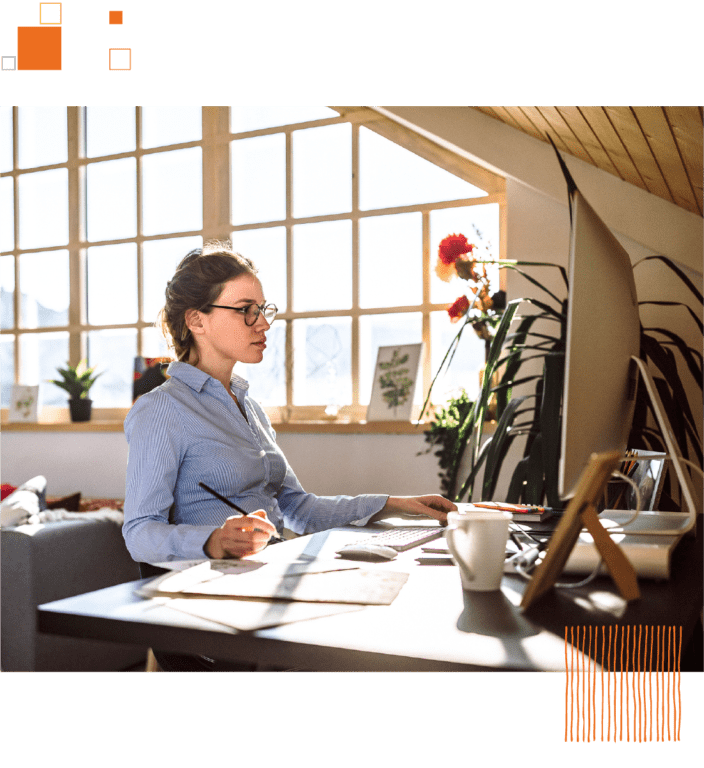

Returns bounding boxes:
[123,362,387,563]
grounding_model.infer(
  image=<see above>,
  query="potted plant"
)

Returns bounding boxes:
[49,360,102,422]
[422,233,702,510]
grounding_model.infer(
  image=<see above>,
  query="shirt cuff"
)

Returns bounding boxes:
[349,494,389,526]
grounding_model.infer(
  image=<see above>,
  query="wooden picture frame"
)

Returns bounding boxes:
[8,385,39,423]
[366,343,423,422]
[521,450,640,611]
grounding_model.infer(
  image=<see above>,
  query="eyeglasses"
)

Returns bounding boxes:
[207,302,278,326]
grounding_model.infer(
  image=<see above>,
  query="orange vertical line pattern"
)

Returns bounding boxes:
[581,627,588,742]
[592,627,597,742]
[565,627,569,742]
[677,625,682,741]
[587,625,592,742]
[656,625,661,741]
[660,627,670,741]
[632,625,637,742]
[607,625,614,741]
[568,627,574,741]
[619,624,624,741]
[653,627,660,741]
[648,625,653,742]
[601,626,605,741]
[571,627,579,741]
[575,626,580,742]
[608,625,613,741]
[623,626,632,742]
[672,625,675,741]
[667,627,675,741]
[638,624,645,744]
[570,627,575,741]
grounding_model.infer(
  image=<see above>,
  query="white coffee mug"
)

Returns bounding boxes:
[445,510,511,591]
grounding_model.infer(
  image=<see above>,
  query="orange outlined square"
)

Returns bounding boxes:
[39,3,63,27]
[109,48,131,70]
[40,3,62,24]
[18,27,61,70]
[109,11,123,24]
[108,48,132,72]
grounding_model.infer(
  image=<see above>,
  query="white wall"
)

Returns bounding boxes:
[0,428,445,500]
[2,431,129,498]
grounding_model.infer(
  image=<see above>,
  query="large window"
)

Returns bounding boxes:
[0,107,505,422]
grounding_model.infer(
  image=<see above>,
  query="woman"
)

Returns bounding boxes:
[123,243,456,567]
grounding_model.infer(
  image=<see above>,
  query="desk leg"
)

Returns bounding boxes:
[145,648,161,672]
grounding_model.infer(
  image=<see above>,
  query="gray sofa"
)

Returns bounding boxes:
[1,517,147,671]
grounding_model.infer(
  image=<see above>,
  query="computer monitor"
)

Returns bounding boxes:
[556,162,697,533]
[558,187,641,501]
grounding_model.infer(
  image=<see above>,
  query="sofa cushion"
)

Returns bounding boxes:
[0,475,47,528]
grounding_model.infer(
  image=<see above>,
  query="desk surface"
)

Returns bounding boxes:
[38,520,703,672]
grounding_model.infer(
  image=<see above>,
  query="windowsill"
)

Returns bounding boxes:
[1,418,434,434]
[2,417,499,435]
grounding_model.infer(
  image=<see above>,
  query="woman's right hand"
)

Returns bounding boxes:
[204,510,278,559]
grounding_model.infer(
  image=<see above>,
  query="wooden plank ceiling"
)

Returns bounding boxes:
[473,107,703,217]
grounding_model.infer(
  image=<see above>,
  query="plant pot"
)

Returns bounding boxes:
[69,398,92,422]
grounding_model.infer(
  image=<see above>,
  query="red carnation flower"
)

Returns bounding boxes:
[447,295,470,323]
[438,234,474,265]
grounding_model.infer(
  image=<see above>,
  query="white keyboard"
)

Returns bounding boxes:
[351,526,445,552]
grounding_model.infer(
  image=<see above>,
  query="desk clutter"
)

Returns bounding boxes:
[137,557,410,631]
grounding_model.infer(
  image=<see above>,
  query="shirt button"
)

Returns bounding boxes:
[258,449,266,457]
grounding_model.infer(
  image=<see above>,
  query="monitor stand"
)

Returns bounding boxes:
[564,356,700,580]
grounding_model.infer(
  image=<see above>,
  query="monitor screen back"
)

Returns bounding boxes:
[558,190,641,500]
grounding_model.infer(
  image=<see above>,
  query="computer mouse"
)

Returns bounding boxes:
[336,542,399,562]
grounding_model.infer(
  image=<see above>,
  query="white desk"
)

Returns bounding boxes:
[37,521,703,672]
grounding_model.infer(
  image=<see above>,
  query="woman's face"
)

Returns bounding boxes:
[189,274,271,367]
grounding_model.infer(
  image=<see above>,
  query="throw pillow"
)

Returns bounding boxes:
[0,475,48,527]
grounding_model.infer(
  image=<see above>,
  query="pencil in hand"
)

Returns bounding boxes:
[198,481,282,540]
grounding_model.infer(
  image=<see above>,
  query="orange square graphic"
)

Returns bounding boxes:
[18,27,61,70]
[39,2,63,27]
[108,48,132,72]
[109,11,123,24]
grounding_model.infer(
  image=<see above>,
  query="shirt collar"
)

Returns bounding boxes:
[166,361,250,395]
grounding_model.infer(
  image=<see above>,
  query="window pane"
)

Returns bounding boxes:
[0,335,14,407]
[431,311,485,402]
[85,157,137,242]
[230,107,337,134]
[143,236,202,325]
[17,107,67,169]
[19,250,69,328]
[293,317,351,406]
[293,124,351,218]
[293,220,351,311]
[87,328,138,407]
[359,127,486,211]
[231,135,285,225]
[430,204,500,304]
[231,227,287,312]
[141,107,201,149]
[359,313,423,404]
[20,331,69,406]
[86,106,136,157]
[0,176,13,252]
[142,147,203,236]
[18,169,68,249]
[87,243,137,325]
[0,106,13,173]
[0,256,14,329]
[236,322,286,405]
[359,212,422,308]
[141,326,170,358]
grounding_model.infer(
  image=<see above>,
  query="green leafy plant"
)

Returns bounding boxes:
[420,389,474,498]
[49,360,102,400]
[423,243,702,512]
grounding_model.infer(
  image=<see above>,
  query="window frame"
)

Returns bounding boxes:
[0,106,506,426]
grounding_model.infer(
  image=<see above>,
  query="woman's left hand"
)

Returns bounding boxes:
[376,495,458,524]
